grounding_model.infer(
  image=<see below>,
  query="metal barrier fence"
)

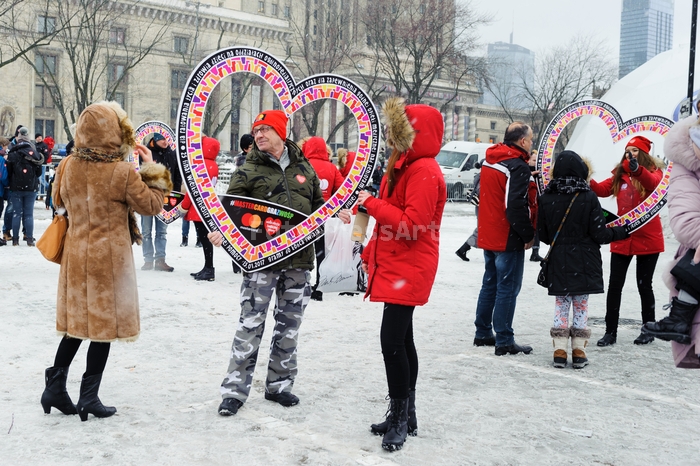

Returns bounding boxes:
[216,164,235,195]
[446,182,479,205]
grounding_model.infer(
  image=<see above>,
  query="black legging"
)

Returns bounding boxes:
[53,336,110,376]
[380,303,418,400]
[194,221,213,268]
[605,252,660,335]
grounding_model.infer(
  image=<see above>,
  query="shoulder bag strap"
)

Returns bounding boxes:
[542,192,579,261]
[53,156,70,209]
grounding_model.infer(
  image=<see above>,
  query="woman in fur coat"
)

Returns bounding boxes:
[538,151,627,369]
[642,114,700,367]
[589,136,666,347]
[41,101,172,421]
[359,98,446,452]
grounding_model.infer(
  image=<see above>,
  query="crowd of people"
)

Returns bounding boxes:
[3,96,695,455]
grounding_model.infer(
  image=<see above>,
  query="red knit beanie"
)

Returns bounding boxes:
[252,110,288,141]
[626,136,652,154]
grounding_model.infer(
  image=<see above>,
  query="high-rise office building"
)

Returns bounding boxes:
[619,0,674,79]
[482,40,535,110]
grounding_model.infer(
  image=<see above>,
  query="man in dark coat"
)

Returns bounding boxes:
[473,122,537,355]
[209,110,325,417]
[140,133,180,271]
[6,127,41,245]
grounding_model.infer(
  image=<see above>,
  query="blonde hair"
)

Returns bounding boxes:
[337,147,348,169]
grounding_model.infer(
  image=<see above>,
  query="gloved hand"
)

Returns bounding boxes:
[622,157,640,175]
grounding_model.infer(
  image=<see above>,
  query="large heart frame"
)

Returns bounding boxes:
[176,47,380,271]
[536,100,674,232]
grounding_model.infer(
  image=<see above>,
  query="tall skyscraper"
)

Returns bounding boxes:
[482,41,535,110]
[619,0,674,79]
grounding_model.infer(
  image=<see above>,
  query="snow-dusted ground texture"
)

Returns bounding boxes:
[1,202,699,465]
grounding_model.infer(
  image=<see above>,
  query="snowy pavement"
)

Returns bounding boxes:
[1,202,699,465]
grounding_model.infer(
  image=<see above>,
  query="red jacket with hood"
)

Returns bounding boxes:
[590,165,664,255]
[477,143,537,251]
[180,137,220,222]
[303,137,344,201]
[360,103,446,306]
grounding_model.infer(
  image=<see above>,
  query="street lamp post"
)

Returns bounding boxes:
[681,0,698,118]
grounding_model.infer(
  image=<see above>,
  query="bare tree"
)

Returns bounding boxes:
[21,0,169,139]
[521,35,616,145]
[0,0,67,69]
[287,0,354,139]
[361,0,488,104]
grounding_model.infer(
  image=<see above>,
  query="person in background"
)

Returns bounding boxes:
[337,147,348,174]
[371,161,384,192]
[473,122,537,355]
[302,136,344,301]
[208,109,326,417]
[40,101,171,421]
[140,133,181,272]
[339,148,356,178]
[590,136,665,347]
[230,133,255,273]
[528,149,544,262]
[179,136,220,281]
[360,98,446,452]
[538,151,628,369]
[35,133,50,163]
[455,160,482,262]
[6,127,40,246]
[44,136,55,164]
[0,137,8,246]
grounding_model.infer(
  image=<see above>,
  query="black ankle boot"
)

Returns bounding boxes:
[76,373,117,421]
[371,390,417,436]
[194,267,215,281]
[190,267,206,277]
[642,297,698,344]
[381,397,409,451]
[40,366,78,415]
[180,236,188,247]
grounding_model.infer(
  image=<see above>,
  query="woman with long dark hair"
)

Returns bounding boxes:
[590,136,665,347]
[359,98,446,452]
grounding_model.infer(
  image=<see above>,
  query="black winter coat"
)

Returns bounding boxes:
[537,151,627,296]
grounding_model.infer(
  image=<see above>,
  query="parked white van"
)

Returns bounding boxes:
[436,141,492,197]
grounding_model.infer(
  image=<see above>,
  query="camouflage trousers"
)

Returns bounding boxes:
[220,268,311,403]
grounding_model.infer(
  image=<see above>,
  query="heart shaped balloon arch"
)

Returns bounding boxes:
[536,99,674,233]
[176,47,380,271]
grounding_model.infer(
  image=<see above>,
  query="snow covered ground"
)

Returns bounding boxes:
[1,202,699,465]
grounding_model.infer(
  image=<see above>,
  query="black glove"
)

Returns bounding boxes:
[628,157,639,173]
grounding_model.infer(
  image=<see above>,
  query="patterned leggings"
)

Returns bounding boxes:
[553,294,589,329]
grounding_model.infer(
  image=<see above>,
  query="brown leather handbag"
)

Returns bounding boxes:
[37,157,70,264]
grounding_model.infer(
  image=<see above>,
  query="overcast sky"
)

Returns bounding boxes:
[475,0,694,58]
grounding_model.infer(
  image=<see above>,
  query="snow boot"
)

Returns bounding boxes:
[195,239,202,248]
[180,235,188,247]
[141,261,154,271]
[154,258,174,272]
[194,267,215,281]
[371,390,417,436]
[455,241,470,261]
[642,297,698,344]
[40,366,78,415]
[529,248,544,262]
[550,327,569,368]
[381,397,409,452]
[571,328,591,369]
[76,373,116,421]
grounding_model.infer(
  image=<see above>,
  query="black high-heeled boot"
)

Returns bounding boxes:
[76,373,117,421]
[371,390,417,436]
[40,366,78,415]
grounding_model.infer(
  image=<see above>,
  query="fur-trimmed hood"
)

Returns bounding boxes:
[382,97,444,162]
[74,101,136,160]
[664,115,700,172]
[139,162,174,194]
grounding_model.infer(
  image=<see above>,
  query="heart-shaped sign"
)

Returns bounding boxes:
[176,47,380,271]
[536,99,674,233]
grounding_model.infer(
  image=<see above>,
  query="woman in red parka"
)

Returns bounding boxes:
[358,98,446,452]
[590,136,665,347]
[179,136,220,281]
[303,136,345,300]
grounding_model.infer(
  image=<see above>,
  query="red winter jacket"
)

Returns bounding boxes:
[360,104,446,306]
[590,165,664,256]
[180,137,220,222]
[303,137,344,201]
[477,143,537,251]
[339,151,356,178]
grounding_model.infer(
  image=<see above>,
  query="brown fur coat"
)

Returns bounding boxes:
[56,158,172,342]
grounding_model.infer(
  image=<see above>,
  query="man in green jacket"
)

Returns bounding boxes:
[209,110,326,416]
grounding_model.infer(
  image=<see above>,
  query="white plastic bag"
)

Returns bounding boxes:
[317,217,367,293]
